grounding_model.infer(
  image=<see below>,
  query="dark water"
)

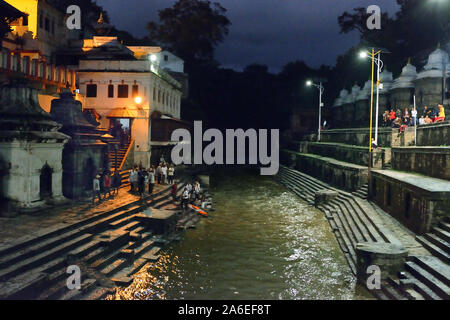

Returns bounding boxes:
[111,170,371,300]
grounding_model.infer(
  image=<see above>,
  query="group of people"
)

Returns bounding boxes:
[180,181,203,211]
[92,170,122,203]
[128,163,176,198]
[382,104,446,132]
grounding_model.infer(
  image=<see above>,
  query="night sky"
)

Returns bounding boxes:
[96,0,400,72]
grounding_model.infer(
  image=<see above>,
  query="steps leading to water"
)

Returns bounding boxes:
[276,165,450,301]
[0,181,188,299]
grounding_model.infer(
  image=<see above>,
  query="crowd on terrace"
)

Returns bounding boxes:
[382,104,446,132]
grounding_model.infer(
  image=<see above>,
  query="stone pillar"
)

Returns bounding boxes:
[355,242,408,285]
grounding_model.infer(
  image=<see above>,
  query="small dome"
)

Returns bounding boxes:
[379,69,393,92]
[423,48,449,71]
[356,80,372,101]
[391,61,417,90]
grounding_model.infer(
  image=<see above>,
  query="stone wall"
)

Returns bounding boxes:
[303,128,392,148]
[292,141,388,168]
[370,170,450,234]
[416,122,450,146]
[281,149,368,191]
[414,77,444,110]
[391,147,450,180]
[389,87,414,110]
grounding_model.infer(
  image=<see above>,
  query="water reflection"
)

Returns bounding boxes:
[108,169,370,300]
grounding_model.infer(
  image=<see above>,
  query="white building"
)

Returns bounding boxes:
[75,36,184,168]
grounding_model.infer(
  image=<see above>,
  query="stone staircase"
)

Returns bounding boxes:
[109,140,131,172]
[416,218,450,264]
[0,182,187,300]
[276,165,450,300]
[351,183,368,200]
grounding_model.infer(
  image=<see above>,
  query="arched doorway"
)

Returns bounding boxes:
[40,164,53,199]
[83,158,96,191]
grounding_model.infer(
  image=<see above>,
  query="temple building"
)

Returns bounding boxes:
[0,78,70,215]
[49,89,106,199]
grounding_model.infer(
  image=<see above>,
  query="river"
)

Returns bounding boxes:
[111,169,371,300]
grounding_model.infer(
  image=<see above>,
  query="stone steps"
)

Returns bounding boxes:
[404,261,449,299]
[276,165,449,301]
[0,233,93,282]
[399,271,442,300]
[0,180,189,299]
[416,236,450,264]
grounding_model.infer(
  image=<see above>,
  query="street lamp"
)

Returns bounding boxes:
[359,48,385,149]
[306,80,324,142]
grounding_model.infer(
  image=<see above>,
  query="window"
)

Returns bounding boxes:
[153,87,156,101]
[86,84,97,97]
[405,193,411,219]
[45,17,50,31]
[118,84,129,98]
[39,13,43,28]
[51,20,55,34]
[164,55,169,62]
[158,89,161,103]
[108,84,114,98]
[132,84,139,97]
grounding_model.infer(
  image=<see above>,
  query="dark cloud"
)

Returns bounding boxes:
[96,0,400,72]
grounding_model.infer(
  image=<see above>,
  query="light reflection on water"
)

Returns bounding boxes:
[108,169,371,300]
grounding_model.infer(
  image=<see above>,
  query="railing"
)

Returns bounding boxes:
[0,48,76,89]
[119,138,135,171]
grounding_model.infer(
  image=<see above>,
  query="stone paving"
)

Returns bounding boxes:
[0,183,169,247]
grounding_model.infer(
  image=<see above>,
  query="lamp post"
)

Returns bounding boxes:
[306,80,324,142]
[359,49,385,148]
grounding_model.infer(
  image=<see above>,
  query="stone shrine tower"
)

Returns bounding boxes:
[390,60,417,109]
[50,89,106,199]
[0,79,70,215]
[414,45,449,109]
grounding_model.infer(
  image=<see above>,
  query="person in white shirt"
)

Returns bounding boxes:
[92,174,101,203]
[168,164,175,184]
[419,116,426,125]
[161,164,168,184]
[181,188,190,210]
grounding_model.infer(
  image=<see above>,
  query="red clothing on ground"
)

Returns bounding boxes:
[171,184,177,195]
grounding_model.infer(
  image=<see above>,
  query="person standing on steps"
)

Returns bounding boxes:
[92,174,101,204]
[137,168,145,198]
[181,187,190,211]
[112,170,121,196]
[148,168,155,195]
[104,171,112,199]
[161,163,168,185]
[168,164,175,185]
[171,181,178,202]
[156,163,162,185]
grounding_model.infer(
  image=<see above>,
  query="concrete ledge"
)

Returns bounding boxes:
[301,127,393,147]
[391,146,450,180]
[281,149,368,191]
[370,169,450,234]
[293,141,389,168]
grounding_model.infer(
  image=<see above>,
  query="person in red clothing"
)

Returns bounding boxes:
[104,172,112,199]
[389,109,396,121]
[171,181,178,201]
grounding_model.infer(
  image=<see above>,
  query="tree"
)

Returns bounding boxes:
[338,0,450,74]
[147,0,231,65]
